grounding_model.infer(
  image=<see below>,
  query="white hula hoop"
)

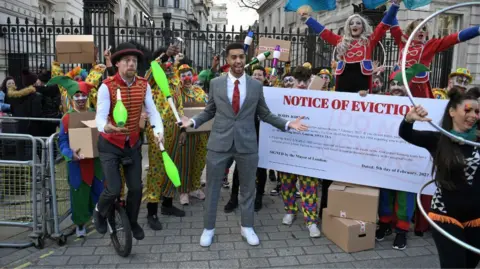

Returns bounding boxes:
[418,180,480,255]
[401,2,480,147]
[331,41,386,67]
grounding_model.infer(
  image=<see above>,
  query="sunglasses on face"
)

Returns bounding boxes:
[284,77,294,83]
[319,75,330,80]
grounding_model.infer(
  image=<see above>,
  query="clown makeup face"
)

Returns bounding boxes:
[283,76,294,88]
[72,92,88,111]
[449,100,480,132]
[349,17,364,37]
[319,74,330,89]
[388,80,406,96]
[252,70,266,83]
[294,77,311,89]
[180,70,193,88]
[412,21,428,43]
[372,77,383,94]
[449,75,470,92]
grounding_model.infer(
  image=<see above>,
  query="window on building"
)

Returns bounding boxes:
[174,0,179,8]
[159,0,165,7]
[436,14,460,37]
[268,13,272,29]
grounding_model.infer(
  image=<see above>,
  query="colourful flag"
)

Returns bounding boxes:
[362,0,388,9]
[362,0,432,10]
[403,0,432,9]
[284,0,336,12]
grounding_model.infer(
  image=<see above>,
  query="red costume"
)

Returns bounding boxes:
[100,73,147,149]
[391,25,480,98]
[305,4,399,92]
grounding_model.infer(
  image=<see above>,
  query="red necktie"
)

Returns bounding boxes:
[232,80,240,114]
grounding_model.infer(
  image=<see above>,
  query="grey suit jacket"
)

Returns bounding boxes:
[192,74,288,154]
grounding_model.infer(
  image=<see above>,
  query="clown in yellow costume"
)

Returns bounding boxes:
[144,56,185,230]
[432,68,474,99]
[176,64,209,205]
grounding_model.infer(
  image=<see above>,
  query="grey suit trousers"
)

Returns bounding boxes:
[204,144,259,229]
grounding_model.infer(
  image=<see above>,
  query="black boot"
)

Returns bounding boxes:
[147,203,163,230]
[254,195,263,212]
[375,222,391,241]
[224,199,238,213]
[269,170,276,182]
[393,230,407,250]
[161,197,185,217]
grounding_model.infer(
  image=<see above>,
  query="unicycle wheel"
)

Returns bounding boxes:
[108,203,132,257]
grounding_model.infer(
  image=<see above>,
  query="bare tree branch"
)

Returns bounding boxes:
[236,0,261,11]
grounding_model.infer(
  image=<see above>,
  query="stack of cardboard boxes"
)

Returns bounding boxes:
[322,182,379,253]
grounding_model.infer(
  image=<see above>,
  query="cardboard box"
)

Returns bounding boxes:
[327,182,379,223]
[183,105,213,133]
[257,37,291,62]
[56,35,95,64]
[68,112,99,159]
[322,208,376,253]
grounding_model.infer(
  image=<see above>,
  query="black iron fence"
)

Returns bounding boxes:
[1,16,452,88]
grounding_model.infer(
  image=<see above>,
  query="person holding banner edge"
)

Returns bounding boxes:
[299,0,400,94]
[180,42,309,247]
[399,88,480,268]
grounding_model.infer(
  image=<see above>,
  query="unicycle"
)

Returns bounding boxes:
[107,198,132,257]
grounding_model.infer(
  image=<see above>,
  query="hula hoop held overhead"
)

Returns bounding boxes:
[402,1,480,255]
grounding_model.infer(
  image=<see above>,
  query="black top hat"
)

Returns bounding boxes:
[111,42,144,65]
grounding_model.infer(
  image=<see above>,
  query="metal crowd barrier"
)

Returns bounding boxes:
[0,133,46,248]
[0,116,61,248]
[45,133,69,245]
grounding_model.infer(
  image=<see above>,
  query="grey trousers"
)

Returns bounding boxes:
[204,146,258,229]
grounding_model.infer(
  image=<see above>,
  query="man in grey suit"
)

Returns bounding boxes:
[181,43,308,247]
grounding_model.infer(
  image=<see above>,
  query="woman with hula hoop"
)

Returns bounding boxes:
[389,15,480,238]
[399,88,480,268]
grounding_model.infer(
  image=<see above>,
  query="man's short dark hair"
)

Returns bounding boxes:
[252,65,266,76]
[225,43,244,56]
[293,66,312,81]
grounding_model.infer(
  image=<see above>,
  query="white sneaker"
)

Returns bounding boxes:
[190,189,205,200]
[308,223,321,238]
[200,229,215,247]
[240,226,260,246]
[180,193,189,205]
[282,214,295,225]
[76,226,86,238]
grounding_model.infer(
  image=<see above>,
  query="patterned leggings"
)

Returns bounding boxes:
[278,172,319,225]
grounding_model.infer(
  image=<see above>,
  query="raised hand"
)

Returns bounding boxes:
[288,116,309,131]
[405,105,431,122]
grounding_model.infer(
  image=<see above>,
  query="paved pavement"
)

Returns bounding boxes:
[1,165,443,269]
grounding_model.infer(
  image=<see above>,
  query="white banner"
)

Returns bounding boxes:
[258,87,449,195]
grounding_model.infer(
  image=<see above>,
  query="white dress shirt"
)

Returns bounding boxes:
[227,71,247,108]
[95,76,164,136]
[190,71,290,131]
